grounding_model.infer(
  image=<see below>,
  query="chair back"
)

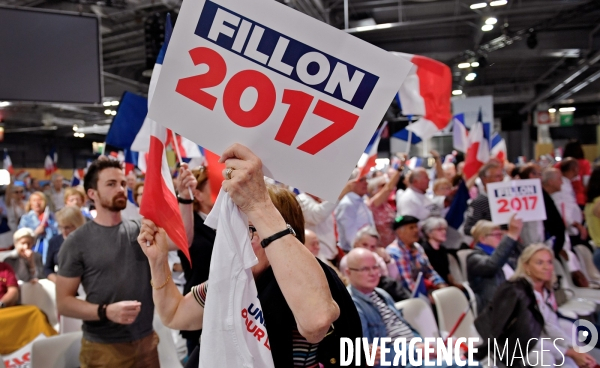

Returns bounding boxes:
[31,331,82,368]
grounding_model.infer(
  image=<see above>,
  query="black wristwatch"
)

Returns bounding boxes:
[177,195,194,204]
[260,224,296,248]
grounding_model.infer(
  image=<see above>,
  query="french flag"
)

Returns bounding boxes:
[44,149,57,176]
[407,156,424,170]
[391,52,452,140]
[71,169,85,187]
[357,122,387,178]
[490,132,507,161]
[137,14,190,263]
[463,111,490,179]
[452,113,469,153]
[3,150,13,175]
[392,125,422,146]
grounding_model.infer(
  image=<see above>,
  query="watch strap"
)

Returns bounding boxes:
[260,224,295,248]
[177,196,194,204]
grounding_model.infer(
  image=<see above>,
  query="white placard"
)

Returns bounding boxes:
[487,179,547,224]
[148,0,412,201]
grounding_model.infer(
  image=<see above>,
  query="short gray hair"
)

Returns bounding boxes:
[367,176,388,196]
[478,160,502,180]
[352,225,380,248]
[421,217,448,237]
[542,168,561,185]
[14,228,35,243]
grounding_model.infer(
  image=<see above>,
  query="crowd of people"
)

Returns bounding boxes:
[1,139,600,367]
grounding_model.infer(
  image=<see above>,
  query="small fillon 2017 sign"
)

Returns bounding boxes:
[487,179,547,225]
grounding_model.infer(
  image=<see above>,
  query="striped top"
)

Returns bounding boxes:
[369,291,414,340]
[191,282,321,367]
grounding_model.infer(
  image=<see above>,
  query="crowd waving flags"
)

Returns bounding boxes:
[357,122,388,178]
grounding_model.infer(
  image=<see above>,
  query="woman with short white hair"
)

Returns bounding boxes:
[421,217,464,291]
[4,228,44,283]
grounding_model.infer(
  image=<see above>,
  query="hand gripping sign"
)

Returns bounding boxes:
[487,179,547,225]
[147,0,412,201]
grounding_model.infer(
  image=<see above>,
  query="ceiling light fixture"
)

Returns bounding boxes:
[559,107,576,112]
[485,18,498,25]
[471,62,480,67]
[104,109,112,115]
[465,73,477,81]
[548,108,556,113]
[470,2,487,9]
[490,0,508,6]
[481,24,494,31]
[452,90,463,96]
[73,125,78,131]
[458,62,471,69]
[110,110,117,116]
[110,101,119,106]
[0,102,10,107]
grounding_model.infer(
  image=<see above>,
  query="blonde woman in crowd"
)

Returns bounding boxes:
[44,206,85,282]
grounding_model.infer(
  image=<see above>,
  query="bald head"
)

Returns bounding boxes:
[409,167,430,193]
[542,168,562,194]
[345,248,380,293]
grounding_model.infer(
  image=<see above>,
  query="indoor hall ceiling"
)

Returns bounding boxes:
[0,0,599,135]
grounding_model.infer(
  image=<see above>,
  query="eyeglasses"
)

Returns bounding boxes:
[248,226,257,240]
[348,266,380,274]
[13,190,24,194]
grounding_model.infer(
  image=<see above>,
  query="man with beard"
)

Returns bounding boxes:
[56,159,195,367]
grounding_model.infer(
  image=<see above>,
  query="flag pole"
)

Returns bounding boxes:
[171,131,195,199]
[405,116,413,155]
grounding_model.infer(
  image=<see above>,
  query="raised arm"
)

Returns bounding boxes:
[137,223,204,330]
[367,168,402,208]
[175,163,197,247]
[220,143,340,343]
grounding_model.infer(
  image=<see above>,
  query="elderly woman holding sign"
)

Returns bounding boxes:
[138,143,363,367]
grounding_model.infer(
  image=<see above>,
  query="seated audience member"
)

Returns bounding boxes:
[297,181,352,262]
[543,168,589,287]
[0,261,18,308]
[558,158,588,246]
[63,187,93,220]
[346,248,463,368]
[397,168,444,221]
[463,161,505,235]
[306,229,347,285]
[367,167,403,247]
[467,216,522,313]
[335,169,375,252]
[421,217,464,290]
[387,215,447,292]
[4,182,27,244]
[475,244,596,368]
[563,140,591,208]
[4,228,45,283]
[18,191,58,264]
[353,226,398,279]
[44,206,85,282]
[585,165,600,271]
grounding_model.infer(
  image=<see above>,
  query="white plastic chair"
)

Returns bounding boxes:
[153,314,183,368]
[447,254,464,284]
[20,279,59,331]
[456,249,474,281]
[394,298,440,338]
[31,331,82,368]
[59,315,83,334]
[574,245,600,284]
[431,286,480,341]
[0,250,12,261]
[552,259,598,317]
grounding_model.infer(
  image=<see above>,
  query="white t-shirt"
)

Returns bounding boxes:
[397,187,444,221]
[201,190,275,368]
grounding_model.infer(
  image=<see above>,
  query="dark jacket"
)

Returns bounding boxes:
[543,189,567,257]
[467,235,518,313]
[44,234,64,277]
[474,278,544,367]
[463,194,491,236]
[258,259,365,367]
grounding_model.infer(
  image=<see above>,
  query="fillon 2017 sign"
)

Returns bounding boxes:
[148,0,412,201]
[487,179,547,225]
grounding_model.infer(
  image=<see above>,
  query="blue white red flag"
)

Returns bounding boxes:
[357,122,387,178]
[392,53,452,140]
[490,132,507,161]
[452,113,469,153]
[463,110,490,179]
[44,149,57,177]
[71,169,85,187]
